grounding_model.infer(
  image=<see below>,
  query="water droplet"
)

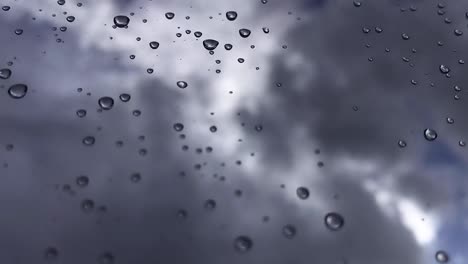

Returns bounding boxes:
[8,84,28,99]
[261,0,268,4]
[130,172,141,183]
[81,199,94,212]
[398,140,407,148]
[459,140,466,147]
[57,0,65,5]
[60,26,67,32]
[119,93,130,102]
[194,31,202,38]
[165,12,175,20]
[2,6,10,11]
[424,129,437,141]
[202,39,219,51]
[113,15,129,28]
[296,187,310,199]
[439,64,450,73]
[149,41,159,49]
[44,247,59,260]
[176,81,188,89]
[226,11,238,21]
[234,236,253,253]
[0,68,12,79]
[209,126,217,133]
[224,44,233,50]
[401,33,410,40]
[447,117,454,124]
[98,96,114,110]
[324,212,345,231]
[375,27,383,33]
[262,27,270,33]
[353,1,361,7]
[173,123,184,132]
[14,29,23,35]
[362,27,370,33]
[454,29,463,36]
[76,109,87,118]
[454,85,461,92]
[238,58,245,63]
[98,252,115,264]
[66,16,75,22]
[82,136,95,146]
[282,224,297,239]
[76,175,89,187]
[204,199,216,211]
[239,28,251,38]
[435,251,449,263]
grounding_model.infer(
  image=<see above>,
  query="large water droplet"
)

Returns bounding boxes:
[282,224,297,239]
[239,28,251,38]
[149,41,159,49]
[202,39,219,51]
[424,128,437,141]
[234,236,253,253]
[98,96,114,110]
[226,11,238,21]
[0,68,12,79]
[8,84,27,99]
[177,81,188,89]
[435,251,449,263]
[439,64,450,74]
[324,212,345,231]
[113,15,130,28]
[296,187,310,200]
[165,12,175,19]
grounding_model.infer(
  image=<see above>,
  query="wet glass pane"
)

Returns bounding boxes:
[0,0,465,263]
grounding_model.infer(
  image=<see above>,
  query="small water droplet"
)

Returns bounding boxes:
[209,126,217,133]
[66,16,75,22]
[82,136,95,146]
[324,212,345,231]
[226,11,238,21]
[177,81,188,89]
[130,172,141,183]
[239,28,251,38]
[149,41,159,49]
[435,251,449,263]
[234,236,253,253]
[76,109,87,118]
[98,96,114,110]
[119,93,131,102]
[165,12,175,20]
[14,29,23,35]
[282,224,297,239]
[44,247,59,261]
[202,39,219,51]
[173,123,184,132]
[98,252,115,264]
[8,84,28,99]
[454,29,463,36]
[0,68,12,79]
[262,27,270,33]
[401,33,410,40]
[296,187,310,199]
[194,31,202,38]
[424,128,437,141]
[224,44,233,50]
[398,140,407,148]
[76,175,89,187]
[81,199,95,212]
[113,15,129,28]
[204,199,216,211]
[447,117,454,124]
[439,64,450,73]
[57,0,65,5]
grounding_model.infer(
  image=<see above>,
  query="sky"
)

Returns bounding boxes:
[0,0,467,263]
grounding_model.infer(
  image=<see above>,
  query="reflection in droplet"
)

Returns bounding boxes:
[296,187,310,200]
[234,236,253,253]
[113,15,130,28]
[98,96,114,110]
[0,68,12,79]
[424,129,437,141]
[239,28,251,38]
[324,212,345,231]
[226,11,238,21]
[202,39,219,51]
[435,251,449,263]
[8,84,28,99]
[282,224,297,239]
